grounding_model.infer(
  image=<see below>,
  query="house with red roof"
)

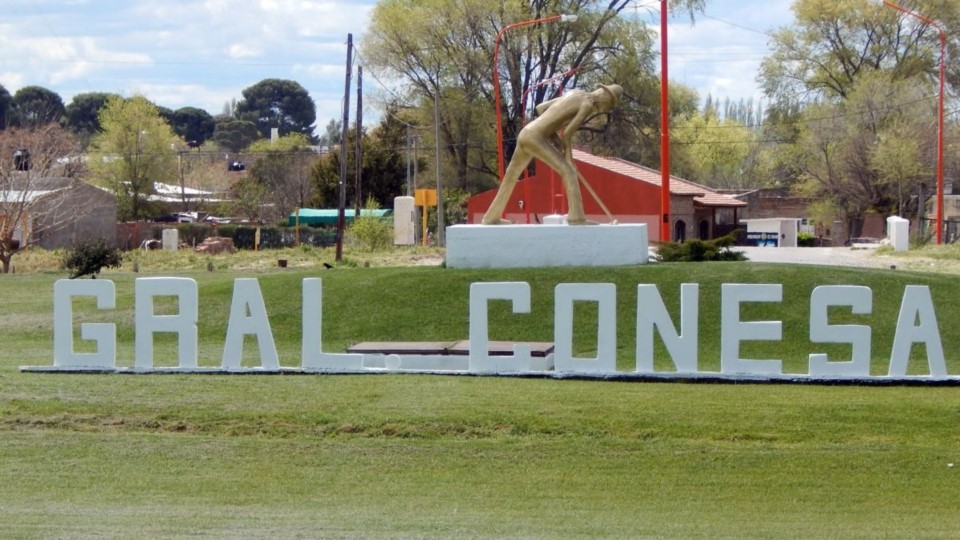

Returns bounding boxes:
[467,149,746,242]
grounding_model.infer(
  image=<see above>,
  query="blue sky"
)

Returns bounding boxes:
[1,0,794,129]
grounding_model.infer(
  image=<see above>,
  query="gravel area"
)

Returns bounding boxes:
[733,245,960,274]
[737,246,886,268]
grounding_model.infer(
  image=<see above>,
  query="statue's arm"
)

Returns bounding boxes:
[560,101,596,148]
[534,96,561,116]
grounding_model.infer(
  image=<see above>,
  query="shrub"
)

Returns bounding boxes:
[62,238,123,278]
[655,231,746,262]
[798,232,815,247]
[348,199,393,251]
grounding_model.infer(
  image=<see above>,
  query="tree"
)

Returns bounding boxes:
[172,141,234,212]
[671,112,772,189]
[357,110,408,207]
[0,123,84,273]
[759,0,959,232]
[12,86,65,128]
[571,14,664,165]
[245,133,318,223]
[309,111,411,210]
[760,0,959,107]
[790,72,932,236]
[212,119,261,152]
[88,96,180,221]
[0,84,12,130]
[63,92,119,149]
[318,119,341,148]
[235,79,317,141]
[156,105,176,126]
[363,0,707,190]
[171,107,216,147]
[229,175,268,222]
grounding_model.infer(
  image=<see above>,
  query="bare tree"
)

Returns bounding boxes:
[246,134,320,223]
[0,123,104,273]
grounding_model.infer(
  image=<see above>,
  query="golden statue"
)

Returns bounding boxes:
[482,83,623,225]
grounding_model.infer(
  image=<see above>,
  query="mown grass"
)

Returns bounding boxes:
[2,255,959,538]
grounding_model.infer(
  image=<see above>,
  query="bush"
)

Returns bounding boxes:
[62,238,123,278]
[348,199,393,251]
[174,223,218,247]
[655,231,746,262]
[798,232,815,247]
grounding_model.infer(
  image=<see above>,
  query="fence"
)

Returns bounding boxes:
[116,222,338,251]
[917,217,960,244]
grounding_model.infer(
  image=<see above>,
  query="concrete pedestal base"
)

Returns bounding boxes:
[446,224,648,269]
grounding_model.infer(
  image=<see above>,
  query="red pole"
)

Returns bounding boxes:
[881,1,945,244]
[659,0,671,242]
[937,30,945,244]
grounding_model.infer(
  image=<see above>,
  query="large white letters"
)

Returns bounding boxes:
[889,285,946,377]
[135,277,198,369]
[301,278,363,370]
[554,283,617,373]
[469,282,532,371]
[222,278,279,370]
[43,277,956,380]
[636,284,698,373]
[53,279,116,368]
[808,286,872,376]
[721,284,783,375]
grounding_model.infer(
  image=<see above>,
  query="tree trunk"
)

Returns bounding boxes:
[1,254,11,274]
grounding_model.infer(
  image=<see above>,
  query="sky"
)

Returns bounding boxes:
[1,0,796,130]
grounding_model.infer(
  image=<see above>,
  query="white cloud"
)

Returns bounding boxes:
[293,63,344,78]
[227,44,262,59]
[2,0,795,125]
[0,73,25,90]
[124,83,233,114]
[661,3,791,105]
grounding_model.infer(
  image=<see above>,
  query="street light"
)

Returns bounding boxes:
[877,0,946,244]
[493,13,578,180]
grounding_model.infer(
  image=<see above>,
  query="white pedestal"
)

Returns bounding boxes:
[446,224,648,268]
[394,196,415,246]
[162,228,179,251]
[887,216,909,252]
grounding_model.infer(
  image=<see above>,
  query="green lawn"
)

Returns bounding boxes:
[2,261,958,538]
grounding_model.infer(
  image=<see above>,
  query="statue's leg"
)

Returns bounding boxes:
[481,149,532,225]
[535,146,593,225]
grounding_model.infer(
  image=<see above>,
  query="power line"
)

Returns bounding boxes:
[700,13,771,36]
[350,49,438,131]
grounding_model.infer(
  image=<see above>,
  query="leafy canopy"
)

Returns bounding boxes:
[88,95,180,221]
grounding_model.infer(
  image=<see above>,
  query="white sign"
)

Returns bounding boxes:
[34,278,955,381]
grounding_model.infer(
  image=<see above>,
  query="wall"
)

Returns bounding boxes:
[731,189,815,220]
[34,183,117,249]
[468,160,666,238]
[669,196,696,242]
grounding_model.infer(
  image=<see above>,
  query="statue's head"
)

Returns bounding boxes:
[596,84,623,110]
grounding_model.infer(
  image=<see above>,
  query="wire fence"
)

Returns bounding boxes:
[917,217,960,244]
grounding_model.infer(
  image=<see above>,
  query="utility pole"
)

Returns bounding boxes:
[405,126,411,196]
[434,89,444,246]
[354,65,363,217]
[335,33,353,263]
[413,134,419,244]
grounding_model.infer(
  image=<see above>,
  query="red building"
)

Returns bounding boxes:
[467,149,746,242]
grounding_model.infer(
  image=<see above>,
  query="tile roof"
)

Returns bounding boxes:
[572,149,746,208]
